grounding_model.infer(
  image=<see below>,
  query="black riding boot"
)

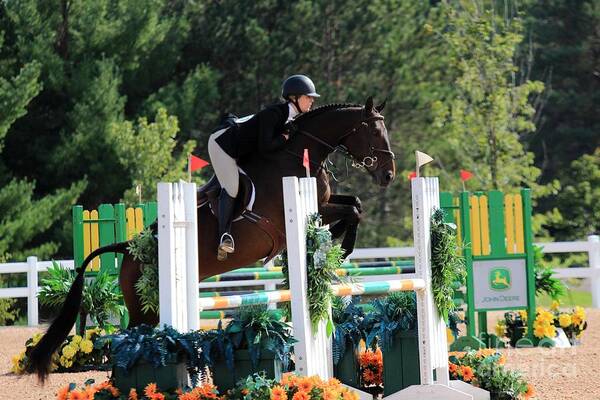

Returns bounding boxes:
[217,189,236,261]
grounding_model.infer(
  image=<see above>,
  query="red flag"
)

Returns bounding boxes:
[460,169,473,181]
[407,171,417,180]
[190,155,209,172]
[303,149,310,177]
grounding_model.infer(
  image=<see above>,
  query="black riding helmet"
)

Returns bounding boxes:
[281,75,320,99]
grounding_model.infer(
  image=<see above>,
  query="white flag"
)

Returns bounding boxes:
[415,150,433,176]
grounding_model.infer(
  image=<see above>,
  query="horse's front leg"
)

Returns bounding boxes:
[320,197,362,257]
[322,194,363,240]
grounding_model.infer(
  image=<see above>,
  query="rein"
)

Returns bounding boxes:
[286,113,395,175]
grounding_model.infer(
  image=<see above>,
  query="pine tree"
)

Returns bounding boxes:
[0,54,84,261]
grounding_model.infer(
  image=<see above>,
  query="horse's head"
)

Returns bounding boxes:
[340,97,396,187]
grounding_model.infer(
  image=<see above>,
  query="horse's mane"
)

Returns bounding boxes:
[294,103,363,124]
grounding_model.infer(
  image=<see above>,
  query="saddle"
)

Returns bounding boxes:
[197,171,286,263]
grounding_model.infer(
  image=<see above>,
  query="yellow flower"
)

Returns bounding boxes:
[544,325,556,338]
[59,355,73,369]
[495,323,505,337]
[551,300,560,311]
[558,314,572,328]
[71,334,82,344]
[11,353,24,374]
[572,314,583,326]
[446,328,455,345]
[518,310,527,321]
[533,324,547,339]
[574,306,586,322]
[62,344,76,359]
[80,339,94,354]
[537,310,554,324]
[31,333,44,346]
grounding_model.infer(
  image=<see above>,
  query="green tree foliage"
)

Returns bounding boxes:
[109,108,196,204]
[523,0,600,181]
[432,2,549,194]
[0,49,84,261]
[546,150,600,239]
[0,0,596,263]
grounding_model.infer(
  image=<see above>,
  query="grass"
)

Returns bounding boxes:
[536,289,592,308]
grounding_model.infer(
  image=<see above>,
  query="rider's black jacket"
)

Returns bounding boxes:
[215,102,290,159]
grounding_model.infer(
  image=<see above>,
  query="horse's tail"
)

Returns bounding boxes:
[28,241,130,382]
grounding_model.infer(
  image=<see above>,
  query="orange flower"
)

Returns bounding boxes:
[192,384,219,399]
[461,366,474,382]
[322,388,338,400]
[362,369,375,383]
[128,389,138,400]
[145,383,158,396]
[69,390,88,400]
[56,385,70,400]
[448,362,458,374]
[242,388,249,395]
[342,391,359,400]
[178,393,196,400]
[297,378,314,393]
[498,354,506,365]
[292,391,310,400]
[327,378,341,387]
[448,351,466,358]
[85,385,97,400]
[271,385,288,400]
[524,384,535,399]
[281,372,298,387]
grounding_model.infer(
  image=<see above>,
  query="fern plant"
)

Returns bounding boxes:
[331,296,367,365]
[106,324,206,386]
[281,214,344,336]
[38,261,125,333]
[199,305,296,374]
[430,208,466,323]
[128,227,159,314]
[365,292,418,351]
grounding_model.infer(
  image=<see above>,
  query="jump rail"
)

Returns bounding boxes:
[157,176,488,399]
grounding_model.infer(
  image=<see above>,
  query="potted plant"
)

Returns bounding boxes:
[366,291,420,396]
[107,324,205,393]
[200,305,296,392]
[331,296,367,389]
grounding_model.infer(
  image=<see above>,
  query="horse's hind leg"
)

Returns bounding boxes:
[119,253,159,327]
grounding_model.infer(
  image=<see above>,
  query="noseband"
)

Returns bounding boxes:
[287,113,396,173]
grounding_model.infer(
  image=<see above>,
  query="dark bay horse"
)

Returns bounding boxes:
[29,97,395,380]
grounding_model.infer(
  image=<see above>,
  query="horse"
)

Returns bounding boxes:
[28,96,395,380]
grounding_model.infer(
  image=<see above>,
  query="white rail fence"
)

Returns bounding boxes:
[1,236,598,326]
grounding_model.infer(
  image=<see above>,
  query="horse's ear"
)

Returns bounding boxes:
[375,99,386,113]
[365,96,374,113]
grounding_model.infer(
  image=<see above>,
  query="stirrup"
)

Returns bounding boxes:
[217,233,235,261]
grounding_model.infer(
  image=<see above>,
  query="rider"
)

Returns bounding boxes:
[208,74,320,261]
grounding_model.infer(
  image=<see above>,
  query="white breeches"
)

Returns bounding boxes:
[208,128,239,198]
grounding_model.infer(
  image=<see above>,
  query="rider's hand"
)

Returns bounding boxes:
[282,133,290,140]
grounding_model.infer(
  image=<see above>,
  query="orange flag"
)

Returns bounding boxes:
[190,155,209,172]
[460,169,474,181]
[303,149,310,177]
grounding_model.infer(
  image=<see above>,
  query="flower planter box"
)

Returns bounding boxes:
[382,329,420,396]
[210,349,282,393]
[112,354,188,394]
[333,345,361,390]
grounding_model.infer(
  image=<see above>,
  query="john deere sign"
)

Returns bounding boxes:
[489,268,511,290]
[473,259,527,311]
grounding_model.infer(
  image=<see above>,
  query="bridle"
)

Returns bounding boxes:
[286,112,396,174]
